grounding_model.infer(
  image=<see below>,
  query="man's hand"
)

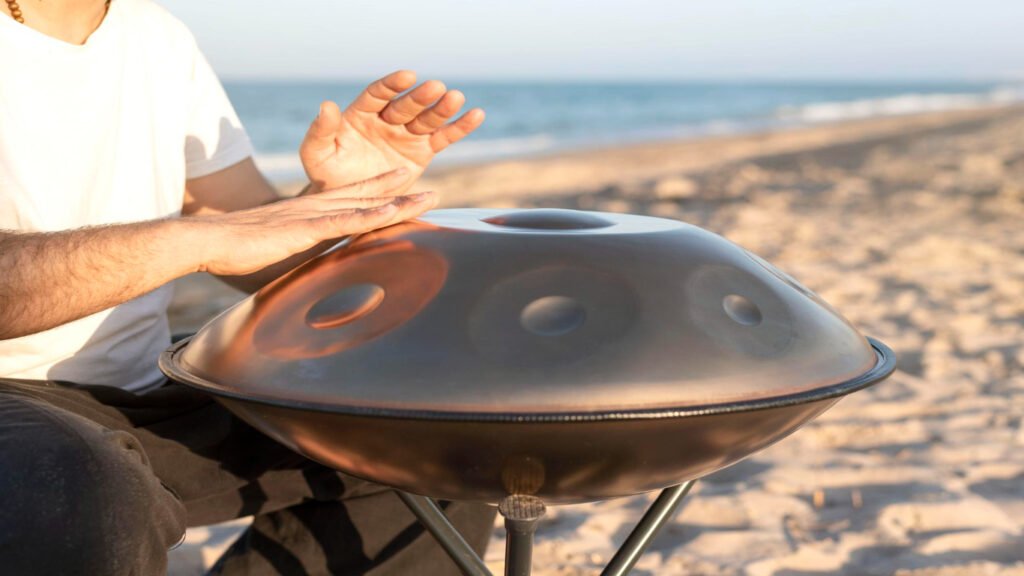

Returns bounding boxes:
[0,169,433,340]
[299,70,485,193]
[192,169,433,277]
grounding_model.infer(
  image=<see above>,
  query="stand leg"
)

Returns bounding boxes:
[499,495,546,576]
[399,482,693,576]
[396,491,494,576]
[600,480,696,576]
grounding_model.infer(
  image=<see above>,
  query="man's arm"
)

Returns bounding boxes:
[181,71,485,292]
[0,220,196,340]
[0,170,433,340]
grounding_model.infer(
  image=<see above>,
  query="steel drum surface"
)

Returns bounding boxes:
[161,208,895,503]
[214,396,840,504]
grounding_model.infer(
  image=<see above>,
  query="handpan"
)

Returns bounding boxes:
[162,208,893,502]
[161,208,894,574]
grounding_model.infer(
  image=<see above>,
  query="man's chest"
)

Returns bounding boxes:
[0,44,190,231]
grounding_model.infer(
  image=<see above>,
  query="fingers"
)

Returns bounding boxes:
[306,100,343,142]
[346,70,484,152]
[313,168,411,200]
[429,108,486,152]
[312,193,424,210]
[315,203,399,236]
[315,192,436,237]
[314,190,437,210]
[301,163,435,233]
[378,192,436,222]
[350,70,418,114]
[380,80,447,125]
[369,191,438,227]
[406,90,466,135]
[281,187,435,221]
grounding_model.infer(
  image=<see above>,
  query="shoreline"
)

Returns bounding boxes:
[250,79,1024,183]
[273,103,1024,203]
[421,103,1024,206]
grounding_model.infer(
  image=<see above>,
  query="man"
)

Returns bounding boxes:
[0,0,494,573]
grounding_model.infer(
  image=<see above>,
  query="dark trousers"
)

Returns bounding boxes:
[0,377,496,576]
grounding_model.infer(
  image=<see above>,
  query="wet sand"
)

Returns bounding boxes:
[168,104,1024,575]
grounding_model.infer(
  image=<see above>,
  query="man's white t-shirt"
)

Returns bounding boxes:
[0,0,253,391]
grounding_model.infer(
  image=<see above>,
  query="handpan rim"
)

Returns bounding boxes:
[160,336,895,423]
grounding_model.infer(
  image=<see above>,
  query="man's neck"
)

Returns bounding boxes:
[3,0,109,45]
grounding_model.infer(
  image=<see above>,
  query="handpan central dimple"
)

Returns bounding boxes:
[482,209,614,230]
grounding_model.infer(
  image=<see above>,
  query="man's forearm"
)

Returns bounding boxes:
[0,220,200,340]
[0,168,430,340]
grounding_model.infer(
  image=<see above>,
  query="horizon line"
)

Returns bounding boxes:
[219,75,1020,85]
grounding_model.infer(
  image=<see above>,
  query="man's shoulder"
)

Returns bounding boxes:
[116,0,198,49]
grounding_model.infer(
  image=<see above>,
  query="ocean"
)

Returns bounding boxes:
[224,80,1024,183]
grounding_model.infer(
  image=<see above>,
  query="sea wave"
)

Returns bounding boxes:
[433,134,557,164]
[251,85,1024,184]
[775,85,1024,123]
[254,153,303,173]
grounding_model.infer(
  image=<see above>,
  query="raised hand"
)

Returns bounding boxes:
[299,70,484,193]
[195,169,435,277]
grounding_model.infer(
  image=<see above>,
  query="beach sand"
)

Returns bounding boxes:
[167,105,1024,575]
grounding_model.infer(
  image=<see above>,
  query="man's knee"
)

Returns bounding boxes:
[0,393,185,575]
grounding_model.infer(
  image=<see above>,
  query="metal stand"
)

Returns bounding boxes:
[397,480,695,576]
[600,481,695,576]
[499,495,546,576]
[397,492,493,576]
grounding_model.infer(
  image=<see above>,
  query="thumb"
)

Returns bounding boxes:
[306,100,343,141]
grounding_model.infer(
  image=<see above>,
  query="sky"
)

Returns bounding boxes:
[159,0,1024,82]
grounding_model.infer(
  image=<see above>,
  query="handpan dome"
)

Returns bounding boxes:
[163,208,894,503]
[168,208,884,418]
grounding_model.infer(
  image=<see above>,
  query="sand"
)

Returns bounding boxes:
[167,105,1024,575]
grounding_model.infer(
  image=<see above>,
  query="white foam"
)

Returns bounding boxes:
[253,153,302,173]
[775,85,1024,124]
[251,85,1024,184]
[434,134,557,164]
